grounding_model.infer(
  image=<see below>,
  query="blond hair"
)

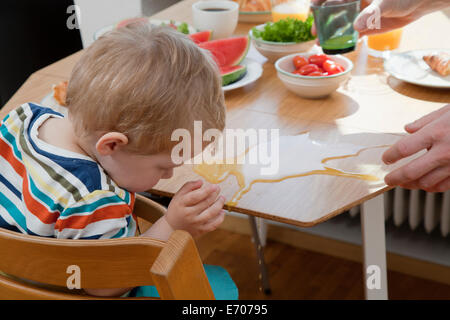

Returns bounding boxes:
[67,23,225,155]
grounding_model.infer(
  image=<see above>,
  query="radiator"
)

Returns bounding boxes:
[349,188,450,237]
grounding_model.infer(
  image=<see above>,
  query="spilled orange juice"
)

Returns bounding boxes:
[193,133,390,207]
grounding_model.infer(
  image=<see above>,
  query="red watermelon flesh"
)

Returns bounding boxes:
[189,30,213,44]
[116,17,149,28]
[199,36,250,67]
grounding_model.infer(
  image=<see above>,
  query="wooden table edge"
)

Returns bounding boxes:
[150,184,394,227]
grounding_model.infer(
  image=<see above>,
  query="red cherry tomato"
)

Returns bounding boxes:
[293,55,308,69]
[335,63,345,73]
[298,64,320,75]
[322,60,335,72]
[308,71,323,76]
[308,54,329,67]
[323,60,346,75]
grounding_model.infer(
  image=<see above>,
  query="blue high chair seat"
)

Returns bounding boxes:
[129,264,239,300]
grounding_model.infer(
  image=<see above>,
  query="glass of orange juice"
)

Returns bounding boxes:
[366,28,403,58]
[271,0,311,22]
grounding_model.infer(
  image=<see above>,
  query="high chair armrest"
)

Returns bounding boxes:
[151,230,215,300]
[134,194,167,224]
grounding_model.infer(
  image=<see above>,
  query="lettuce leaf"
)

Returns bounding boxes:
[177,22,190,34]
[252,15,316,43]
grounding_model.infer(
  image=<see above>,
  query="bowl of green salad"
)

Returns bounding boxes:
[249,16,316,63]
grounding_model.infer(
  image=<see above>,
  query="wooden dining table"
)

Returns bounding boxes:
[1,0,449,300]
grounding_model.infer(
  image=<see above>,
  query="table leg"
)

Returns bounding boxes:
[255,217,268,247]
[249,216,271,294]
[361,194,388,300]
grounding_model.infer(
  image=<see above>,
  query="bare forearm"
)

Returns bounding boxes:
[426,0,449,11]
[140,216,174,241]
[416,0,450,18]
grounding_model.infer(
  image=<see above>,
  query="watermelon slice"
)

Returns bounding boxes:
[116,17,149,29]
[189,30,213,44]
[199,36,250,67]
[221,65,247,86]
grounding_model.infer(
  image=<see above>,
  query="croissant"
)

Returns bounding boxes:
[423,52,450,77]
[237,0,271,12]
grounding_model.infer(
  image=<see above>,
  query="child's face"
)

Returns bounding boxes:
[86,132,187,193]
[100,151,182,193]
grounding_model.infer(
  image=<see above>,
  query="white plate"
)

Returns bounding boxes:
[384,49,450,88]
[41,93,68,116]
[93,19,197,40]
[222,58,263,91]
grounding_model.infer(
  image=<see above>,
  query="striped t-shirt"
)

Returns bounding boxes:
[0,103,137,239]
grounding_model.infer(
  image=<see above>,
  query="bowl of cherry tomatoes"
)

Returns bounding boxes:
[274,52,353,99]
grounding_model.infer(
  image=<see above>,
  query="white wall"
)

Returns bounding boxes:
[74,0,142,47]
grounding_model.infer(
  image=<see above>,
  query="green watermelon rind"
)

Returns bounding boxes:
[222,65,247,86]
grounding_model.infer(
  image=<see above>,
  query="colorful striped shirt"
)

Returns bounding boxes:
[0,103,137,239]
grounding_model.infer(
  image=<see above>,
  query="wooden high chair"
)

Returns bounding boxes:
[0,194,215,300]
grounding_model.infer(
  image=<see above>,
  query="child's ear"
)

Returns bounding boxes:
[95,132,129,156]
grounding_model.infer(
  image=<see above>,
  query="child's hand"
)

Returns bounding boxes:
[165,180,226,237]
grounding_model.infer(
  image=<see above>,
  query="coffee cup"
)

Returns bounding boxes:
[192,0,239,39]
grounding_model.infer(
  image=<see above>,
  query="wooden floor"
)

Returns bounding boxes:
[196,228,450,299]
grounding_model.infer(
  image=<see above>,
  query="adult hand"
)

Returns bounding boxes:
[311,0,449,37]
[354,0,449,36]
[383,104,450,193]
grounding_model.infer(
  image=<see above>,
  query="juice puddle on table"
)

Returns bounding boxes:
[193,133,390,206]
